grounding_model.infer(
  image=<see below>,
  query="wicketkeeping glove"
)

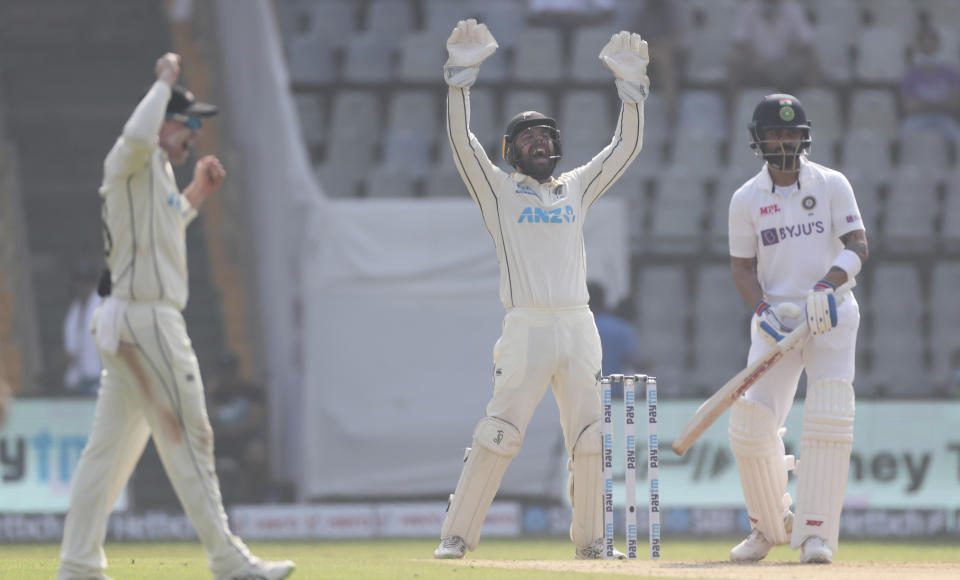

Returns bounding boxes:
[806,280,838,336]
[444,19,498,87]
[599,31,649,102]
[756,301,801,345]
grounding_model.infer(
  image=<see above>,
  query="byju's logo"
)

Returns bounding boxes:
[761,228,779,246]
[761,221,826,246]
[518,205,576,224]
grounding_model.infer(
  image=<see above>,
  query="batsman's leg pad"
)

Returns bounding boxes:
[729,399,794,545]
[791,378,855,553]
[567,420,603,546]
[440,416,522,551]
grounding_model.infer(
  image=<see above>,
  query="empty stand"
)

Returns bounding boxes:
[342,34,396,84]
[648,169,708,254]
[692,264,750,395]
[882,167,941,253]
[286,32,337,85]
[510,27,564,82]
[848,89,899,138]
[635,264,690,395]
[398,30,449,83]
[897,126,952,175]
[569,26,620,83]
[864,263,929,396]
[363,0,414,44]
[929,261,960,380]
[854,26,909,84]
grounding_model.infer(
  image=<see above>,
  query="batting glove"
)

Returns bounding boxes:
[806,280,838,336]
[756,301,800,345]
[599,31,649,102]
[444,19,498,87]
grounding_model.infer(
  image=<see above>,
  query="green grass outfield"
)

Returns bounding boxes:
[5,538,958,580]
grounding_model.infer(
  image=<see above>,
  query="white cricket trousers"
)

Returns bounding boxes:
[58,303,252,579]
[486,307,603,451]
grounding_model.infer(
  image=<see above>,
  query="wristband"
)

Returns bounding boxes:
[831,249,862,279]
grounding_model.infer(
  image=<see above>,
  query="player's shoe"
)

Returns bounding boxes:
[574,538,626,560]
[434,536,466,559]
[801,536,833,564]
[217,557,296,580]
[730,511,794,563]
[729,529,774,562]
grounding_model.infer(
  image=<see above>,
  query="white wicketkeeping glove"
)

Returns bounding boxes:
[444,19,498,87]
[599,31,650,102]
[806,280,838,336]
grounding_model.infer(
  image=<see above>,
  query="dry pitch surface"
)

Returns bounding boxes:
[437,558,960,579]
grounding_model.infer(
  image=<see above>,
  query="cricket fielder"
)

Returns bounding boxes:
[434,20,648,560]
[57,53,294,580]
[726,94,869,564]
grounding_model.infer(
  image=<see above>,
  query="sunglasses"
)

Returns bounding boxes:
[166,113,202,130]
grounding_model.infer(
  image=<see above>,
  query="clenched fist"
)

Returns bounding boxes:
[156,52,181,86]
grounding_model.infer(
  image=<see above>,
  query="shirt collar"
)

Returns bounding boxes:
[758,157,808,195]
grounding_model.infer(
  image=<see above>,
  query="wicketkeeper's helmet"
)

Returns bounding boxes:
[502,111,562,174]
[748,93,812,171]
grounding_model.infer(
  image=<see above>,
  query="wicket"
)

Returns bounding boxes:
[601,374,660,560]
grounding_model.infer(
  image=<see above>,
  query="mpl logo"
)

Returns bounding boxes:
[760,204,780,216]
[517,204,576,224]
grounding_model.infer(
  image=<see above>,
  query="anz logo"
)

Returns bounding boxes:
[518,204,576,224]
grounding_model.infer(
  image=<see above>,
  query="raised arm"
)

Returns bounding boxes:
[579,32,649,208]
[103,53,180,180]
[444,19,505,204]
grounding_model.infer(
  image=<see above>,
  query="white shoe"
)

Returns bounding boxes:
[218,557,295,580]
[434,536,466,559]
[730,529,774,562]
[801,536,833,564]
[575,538,626,560]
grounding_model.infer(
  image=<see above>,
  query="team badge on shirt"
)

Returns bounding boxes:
[515,184,537,197]
[801,195,816,210]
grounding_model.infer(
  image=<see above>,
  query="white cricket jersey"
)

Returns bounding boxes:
[728,159,864,302]
[99,81,198,311]
[446,86,644,309]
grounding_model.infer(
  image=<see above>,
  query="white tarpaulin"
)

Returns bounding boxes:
[301,196,630,500]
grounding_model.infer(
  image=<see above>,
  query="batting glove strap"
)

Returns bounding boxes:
[444,65,479,88]
[756,300,772,317]
[813,279,836,292]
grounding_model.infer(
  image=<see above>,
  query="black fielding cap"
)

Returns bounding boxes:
[166,84,218,117]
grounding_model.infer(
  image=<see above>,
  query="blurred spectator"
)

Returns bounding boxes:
[633,0,684,124]
[207,351,271,504]
[527,0,614,27]
[726,0,820,103]
[588,280,641,385]
[61,261,102,394]
[899,15,960,144]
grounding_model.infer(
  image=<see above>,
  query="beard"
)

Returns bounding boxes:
[516,150,557,181]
